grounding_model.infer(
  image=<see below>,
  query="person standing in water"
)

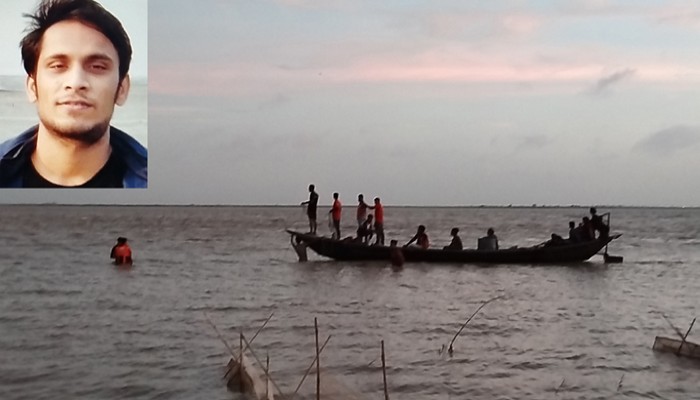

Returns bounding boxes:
[110,236,132,265]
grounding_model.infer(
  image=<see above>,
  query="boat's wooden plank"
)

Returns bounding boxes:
[226,354,276,400]
[652,336,700,359]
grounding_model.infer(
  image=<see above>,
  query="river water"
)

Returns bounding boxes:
[1,205,698,400]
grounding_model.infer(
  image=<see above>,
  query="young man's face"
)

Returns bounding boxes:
[26,20,129,144]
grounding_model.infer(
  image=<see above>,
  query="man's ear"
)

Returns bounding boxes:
[115,74,130,106]
[26,75,37,103]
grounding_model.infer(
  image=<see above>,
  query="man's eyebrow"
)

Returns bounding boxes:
[84,53,116,63]
[42,53,115,62]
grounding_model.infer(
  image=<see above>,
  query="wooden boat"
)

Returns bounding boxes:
[225,353,276,400]
[287,230,621,264]
[652,336,700,359]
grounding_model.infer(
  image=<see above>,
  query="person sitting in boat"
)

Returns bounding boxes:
[589,207,610,239]
[580,217,595,241]
[356,214,374,244]
[568,221,582,243]
[478,228,499,250]
[443,227,463,250]
[110,237,133,265]
[405,225,430,249]
[544,233,567,247]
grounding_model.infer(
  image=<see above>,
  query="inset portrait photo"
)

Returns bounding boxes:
[0,0,147,188]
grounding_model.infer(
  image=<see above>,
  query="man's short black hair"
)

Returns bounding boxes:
[20,0,132,81]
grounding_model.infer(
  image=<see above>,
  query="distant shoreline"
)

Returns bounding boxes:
[1,203,697,209]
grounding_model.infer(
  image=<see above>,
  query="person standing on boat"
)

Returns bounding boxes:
[589,207,610,239]
[329,192,342,239]
[443,227,463,250]
[300,184,319,234]
[371,197,385,246]
[405,225,430,249]
[356,194,370,228]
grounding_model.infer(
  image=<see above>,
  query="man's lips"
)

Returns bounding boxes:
[57,99,94,110]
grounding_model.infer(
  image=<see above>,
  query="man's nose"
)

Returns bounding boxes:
[64,65,89,90]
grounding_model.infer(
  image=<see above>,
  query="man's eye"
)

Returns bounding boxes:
[49,63,65,69]
[91,64,108,71]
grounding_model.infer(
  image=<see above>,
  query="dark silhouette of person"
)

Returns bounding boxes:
[568,221,582,243]
[443,227,463,250]
[581,217,594,241]
[478,228,499,250]
[300,184,319,234]
[356,214,374,244]
[589,207,610,239]
[405,225,430,249]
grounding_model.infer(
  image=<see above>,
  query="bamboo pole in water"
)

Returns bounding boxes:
[289,335,332,400]
[315,317,320,400]
[241,333,287,398]
[381,340,389,400]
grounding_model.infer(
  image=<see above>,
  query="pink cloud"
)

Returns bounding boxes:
[150,56,700,97]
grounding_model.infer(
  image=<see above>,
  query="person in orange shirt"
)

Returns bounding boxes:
[371,197,385,245]
[329,192,342,239]
[110,236,132,265]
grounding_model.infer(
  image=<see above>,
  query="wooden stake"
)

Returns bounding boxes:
[266,353,270,399]
[382,340,389,400]
[239,332,244,391]
[290,335,331,400]
[315,317,320,400]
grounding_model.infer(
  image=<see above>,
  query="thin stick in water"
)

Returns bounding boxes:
[677,317,696,356]
[448,295,504,354]
[382,340,389,400]
[289,335,332,400]
[241,333,287,398]
[315,317,320,400]
[555,378,565,394]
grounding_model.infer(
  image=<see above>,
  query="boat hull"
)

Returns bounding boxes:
[287,230,620,264]
[653,336,700,359]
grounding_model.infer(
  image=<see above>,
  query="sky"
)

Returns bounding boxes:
[2,0,700,206]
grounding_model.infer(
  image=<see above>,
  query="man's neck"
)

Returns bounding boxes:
[32,126,111,186]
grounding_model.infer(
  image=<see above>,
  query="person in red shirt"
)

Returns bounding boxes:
[329,192,342,239]
[110,237,133,265]
[371,197,385,245]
